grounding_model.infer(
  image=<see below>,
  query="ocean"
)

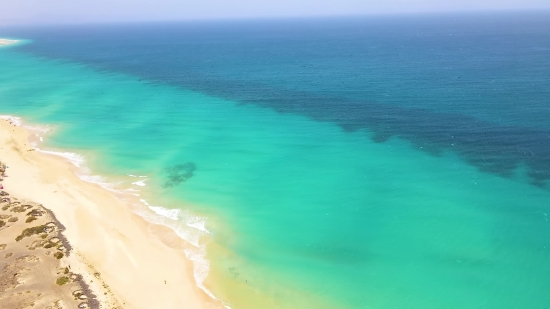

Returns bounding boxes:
[1,12,550,308]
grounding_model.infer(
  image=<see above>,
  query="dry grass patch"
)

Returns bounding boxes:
[26,216,37,223]
[56,276,69,286]
[15,225,47,242]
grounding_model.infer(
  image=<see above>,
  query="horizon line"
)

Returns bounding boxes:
[1,8,550,27]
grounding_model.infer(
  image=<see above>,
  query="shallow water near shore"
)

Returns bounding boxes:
[1,13,550,308]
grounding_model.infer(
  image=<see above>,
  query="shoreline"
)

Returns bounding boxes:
[0,116,222,308]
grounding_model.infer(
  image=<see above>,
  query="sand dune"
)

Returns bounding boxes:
[0,191,101,309]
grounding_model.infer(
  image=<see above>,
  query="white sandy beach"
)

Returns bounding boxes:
[0,118,220,309]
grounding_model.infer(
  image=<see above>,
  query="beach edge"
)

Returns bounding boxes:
[0,117,221,309]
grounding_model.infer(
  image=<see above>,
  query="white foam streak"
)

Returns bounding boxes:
[134,199,226,306]
[25,124,49,133]
[33,147,120,192]
[132,179,147,186]
[137,199,210,241]
[188,221,209,233]
[149,205,180,221]
[0,115,22,126]
[36,148,85,167]
[183,246,223,304]
[77,173,121,192]
[0,115,50,133]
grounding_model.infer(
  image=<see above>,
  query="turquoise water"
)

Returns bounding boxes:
[1,14,550,308]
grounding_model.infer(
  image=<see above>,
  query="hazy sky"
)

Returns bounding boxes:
[2,0,549,25]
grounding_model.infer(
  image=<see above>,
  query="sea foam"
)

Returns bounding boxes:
[36,148,85,167]
[0,115,23,126]
[133,198,223,304]
[131,179,147,187]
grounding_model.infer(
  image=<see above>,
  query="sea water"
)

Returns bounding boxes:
[1,12,550,309]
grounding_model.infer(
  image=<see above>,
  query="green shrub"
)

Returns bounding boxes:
[10,206,27,213]
[15,225,46,241]
[56,276,69,286]
[26,216,37,223]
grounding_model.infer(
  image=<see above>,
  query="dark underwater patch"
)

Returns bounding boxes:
[163,162,196,188]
